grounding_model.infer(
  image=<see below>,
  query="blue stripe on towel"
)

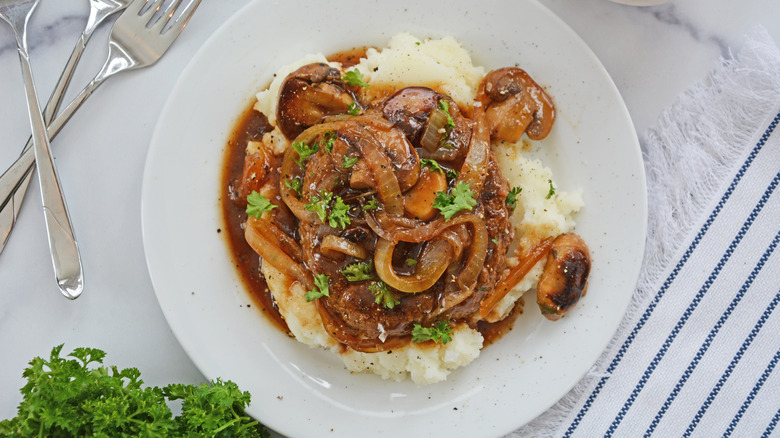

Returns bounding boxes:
[604,170,780,437]
[761,406,780,438]
[687,289,780,436]
[563,110,780,437]
[644,230,780,437]
[723,346,780,437]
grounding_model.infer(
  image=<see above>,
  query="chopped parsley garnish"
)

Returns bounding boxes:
[433,182,477,221]
[546,179,556,199]
[304,190,333,223]
[292,141,319,167]
[411,320,453,344]
[328,196,351,229]
[245,191,276,219]
[284,177,303,196]
[505,186,522,209]
[369,281,399,309]
[420,158,444,173]
[342,155,359,168]
[320,131,337,153]
[341,261,374,282]
[491,238,499,245]
[405,258,418,266]
[363,197,379,211]
[347,102,360,116]
[342,69,370,87]
[304,274,330,302]
[438,99,456,131]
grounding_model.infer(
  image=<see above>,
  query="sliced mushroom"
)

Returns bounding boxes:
[382,86,440,141]
[482,67,555,142]
[403,167,447,221]
[537,233,591,321]
[277,63,354,140]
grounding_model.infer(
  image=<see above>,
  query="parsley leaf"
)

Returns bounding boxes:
[292,141,319,167]
[546,179,556,199]
[328,196,351,229]
[246,191,277,218]
[285,177,303,196]
[505,186,522,209]
[363,197,379,211]
[0,345,269,437]
[342,261,375,282]
[305,274,330,302]
[411,321,453,344]
[433,182,477,221]
[420,158,444,173]
[347,102,360,116]
[320,131,337,153]
[405,258,418,266]
[342,68,370,87]
[438,99,456,130]
[305,190,333,223]
[342,155,359,168]
[369,281,399,309]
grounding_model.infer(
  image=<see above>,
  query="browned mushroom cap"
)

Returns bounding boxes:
[482,67,555,142]
[382,86,440,141]
[537,233,591,321]
[277,63,354,140]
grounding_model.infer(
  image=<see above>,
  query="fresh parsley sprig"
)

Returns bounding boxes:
[411,321,453,344]
[342,69,370,87]
[546,179,556,199]
[305,274,330,302]
[505,186,522,209]
[305,190,333,222]
[369,281,399,309]
[0,345,269,437]
[433,182,477,221]
[342,261,375,282]
[246,191,277,219]
[292,141,319,167]
[328,196,351,229]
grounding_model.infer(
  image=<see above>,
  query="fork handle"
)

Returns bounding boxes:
[15,43,83,299]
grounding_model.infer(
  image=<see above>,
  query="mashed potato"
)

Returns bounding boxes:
[254,33,582,384]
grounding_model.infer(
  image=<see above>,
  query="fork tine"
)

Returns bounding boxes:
[149,0,183,34]
[140,0,164,21]
[164,0,201,36]
[123,0,148,16]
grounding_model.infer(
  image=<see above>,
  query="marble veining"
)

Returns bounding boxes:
[642,4,730,57]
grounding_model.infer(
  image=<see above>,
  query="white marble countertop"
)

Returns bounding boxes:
[1,0,778,434]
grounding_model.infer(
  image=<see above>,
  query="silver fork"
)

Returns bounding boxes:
[0,0,202,256]
[0,0,83,299]
[0,0,131,257]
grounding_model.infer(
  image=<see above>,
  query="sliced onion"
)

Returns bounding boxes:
[455,106,490,198]
[315,300,410,353]
[320,235,369,260]
[348,127,404,215]
[419,108,450,153]
[478,237,553,318]
[374,238,454,293]
[454,215,488,291]
[245,216,311,289]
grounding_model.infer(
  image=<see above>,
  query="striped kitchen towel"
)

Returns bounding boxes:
[511,27,780,438]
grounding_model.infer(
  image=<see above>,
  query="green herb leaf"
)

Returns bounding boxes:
[328,196,351,229]
[342,69,370,87]
[305,274,330,302]
[285,177,303,196]
[321,131,337,153]
[491,238,499,245]
[304,190,333,223]
[246,191,277,219]
[438,99,456,130]
[368,281,399,309]
[405,258,418,266]
[342,155,360,169]
[342,261,374,282]
[433,182,477,221]
[363,197,379,211]
[347,102,360,116]
[420,158,444,173]
[411,320,453,344]
[292,141,319,167]
[505,186,522,209]
[546,179,556,199]
[0,345,269,438]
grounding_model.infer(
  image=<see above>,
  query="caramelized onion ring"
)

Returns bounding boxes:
[478,237,553,318]
[456,105,490,198]
[320,235,369,259]
[374,238,454,293]
[245,217,311,289]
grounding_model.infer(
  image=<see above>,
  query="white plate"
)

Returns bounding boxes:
[141,0,646,436]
